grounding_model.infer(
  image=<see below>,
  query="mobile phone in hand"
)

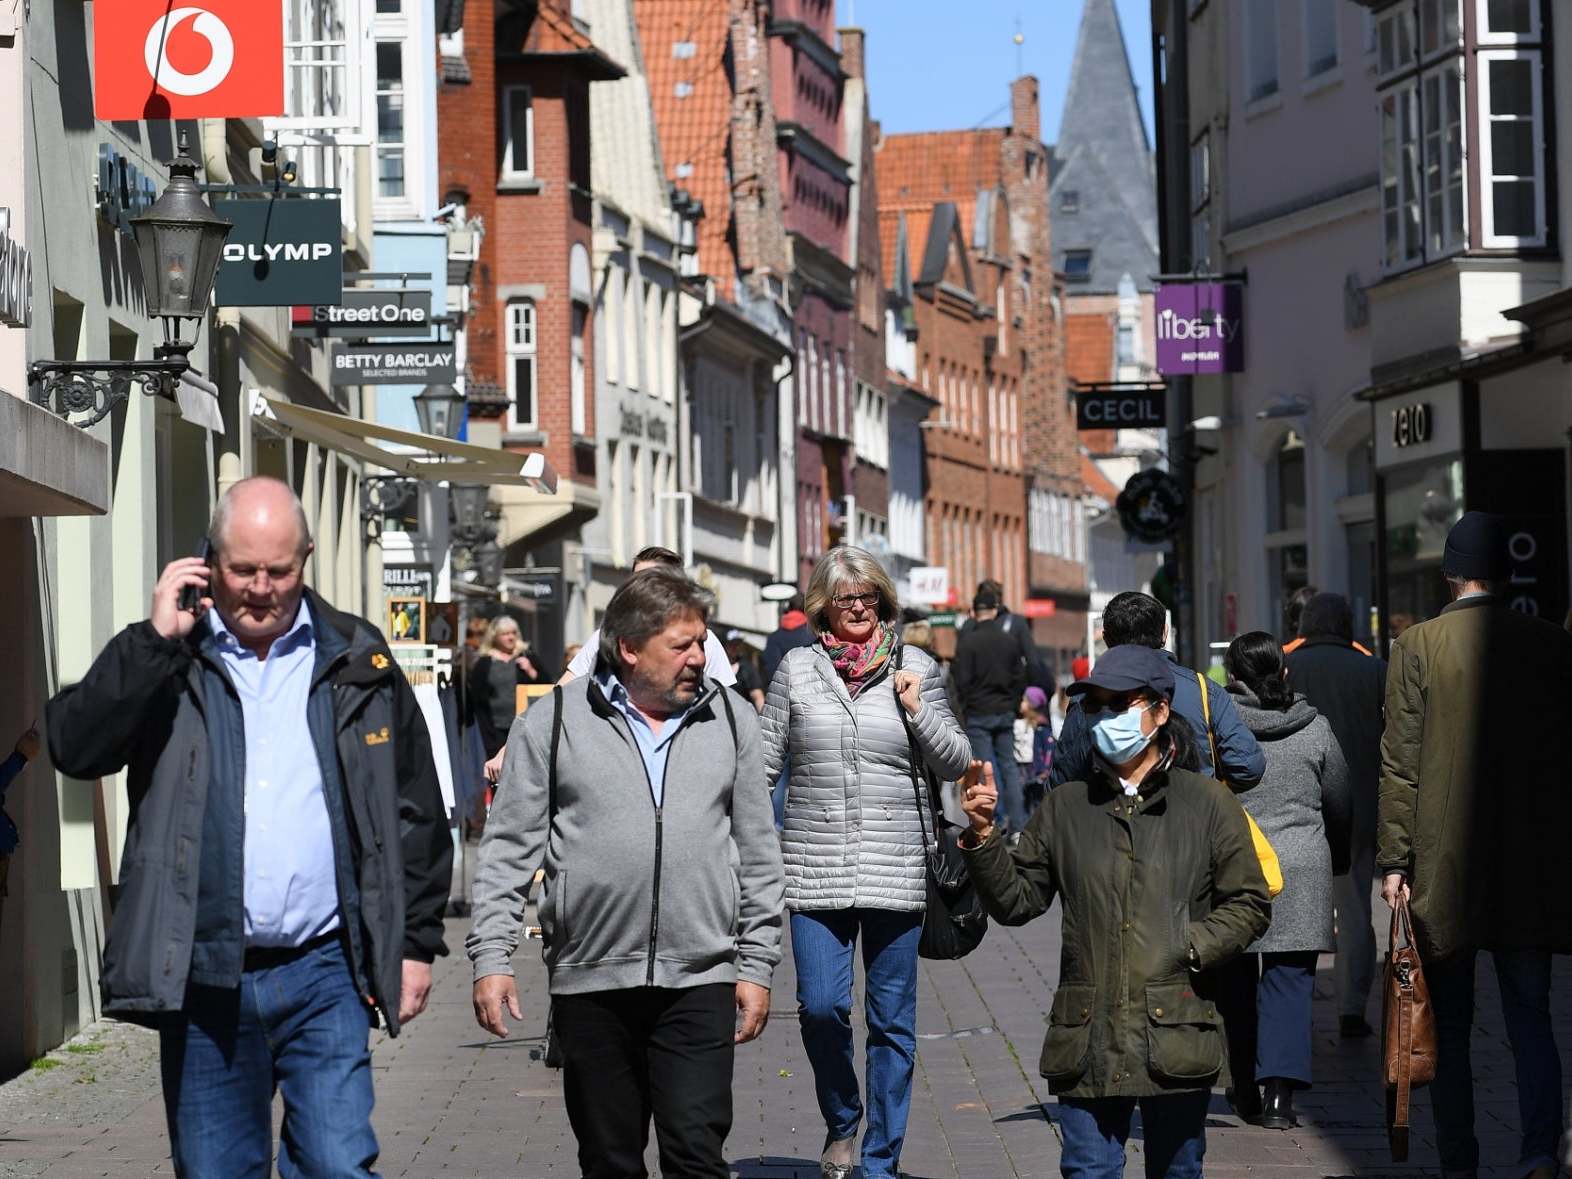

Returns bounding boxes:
[179,538,212,614]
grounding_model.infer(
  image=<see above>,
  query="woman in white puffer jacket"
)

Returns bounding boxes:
[761,546,969,1179]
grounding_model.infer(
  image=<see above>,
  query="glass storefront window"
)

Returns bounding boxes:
[1383,457,1464,638]
[1346,519,1378,646]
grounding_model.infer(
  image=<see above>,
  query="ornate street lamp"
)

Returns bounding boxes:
[413,381,466,440]
[30,135,231,427]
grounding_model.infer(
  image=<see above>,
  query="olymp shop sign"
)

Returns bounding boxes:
[214,199,343,307]
[1155,282,1245,376]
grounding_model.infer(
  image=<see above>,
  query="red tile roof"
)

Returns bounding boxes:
[875,128,1006,286]
[517,2,625,76]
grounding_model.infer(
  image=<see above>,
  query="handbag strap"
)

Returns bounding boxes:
[893,644,937,856]
[549,685,563,819]
[1390,896,1415,1148]
[1195,669,1223,780]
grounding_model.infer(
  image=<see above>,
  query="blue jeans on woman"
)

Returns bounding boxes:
[966,713,1027,834]
[159,937,379,1178]
[792,908,922,1178]
[1055,1092,1211,1179]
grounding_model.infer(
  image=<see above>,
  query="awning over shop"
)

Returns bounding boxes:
[252,393,557,493]
[494,479,599,549]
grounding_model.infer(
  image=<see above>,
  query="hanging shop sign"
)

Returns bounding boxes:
[292,289,432,338]
[0,209,33,329]
[94,0,284,120]
[331,342,456,386]
[1155,282,1244,375]
[383,564,435,602]
[1116,468,1188,544]
[1374,382,1462,471]
[1021,599,1059,619]
[1076,386,1166,430]
[96,145,160,238]
[213,199,343,307]
[908,565,951,607]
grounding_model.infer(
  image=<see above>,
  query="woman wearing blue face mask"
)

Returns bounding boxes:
[957,644,1272,1179]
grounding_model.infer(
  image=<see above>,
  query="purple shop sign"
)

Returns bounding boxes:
[1155,282,1244,375]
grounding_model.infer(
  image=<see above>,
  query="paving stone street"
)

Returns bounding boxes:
[1,883,1568,1179]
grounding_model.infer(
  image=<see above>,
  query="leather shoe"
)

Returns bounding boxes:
[1228,1084,1262,1123]
[1260,1077,1294,1129]
[1340,1014,1374,1038]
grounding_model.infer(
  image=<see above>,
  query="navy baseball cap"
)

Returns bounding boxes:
[1067,645,1176,702]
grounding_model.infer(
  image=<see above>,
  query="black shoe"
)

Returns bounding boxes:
[1340,1015,1374,1038]
[1228,1084,1262,1123]
[1260,1077,1294,1129]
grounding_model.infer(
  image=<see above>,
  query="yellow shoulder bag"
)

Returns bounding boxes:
[1196,670,1283,898]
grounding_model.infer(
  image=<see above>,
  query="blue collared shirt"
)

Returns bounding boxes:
[600,673,692,808]
[209,603,341,948]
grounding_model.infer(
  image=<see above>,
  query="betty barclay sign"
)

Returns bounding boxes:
[332,343,457,386]
[94,1,284,120]
[214,199,343,307]
[292,289,433,338]
[1155,282,1245,376]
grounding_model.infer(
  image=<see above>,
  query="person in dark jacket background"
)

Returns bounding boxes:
[1285,592,1385,1038]
[1051,591,1265,792]
[953,588,1030,839]
[46,477,451,1179]
[763,593,816,687]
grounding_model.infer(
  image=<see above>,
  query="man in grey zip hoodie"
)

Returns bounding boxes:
[468,568,785,1178]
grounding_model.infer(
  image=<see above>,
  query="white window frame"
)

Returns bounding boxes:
[623,269,641,391]
[604,264,623,385]
[644,280,662,400]
[1421,60,1467,258]
[1380,78,1424,271]
[501,85,535,180]
[267,0,374,143]
[371,34,415,213]
[1418,0,1461,61]
[1375,3,1417,82]
[1303,0,1339,78]
[1245,0,1280,103]
[506,300,538,431]
[1477,48,1546,247]
[1476,0,1540,44]
[570,302,588,436]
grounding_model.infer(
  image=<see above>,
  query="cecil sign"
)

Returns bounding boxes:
[1155,282,1244,375]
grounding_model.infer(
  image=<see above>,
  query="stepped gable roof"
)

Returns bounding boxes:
[1049,0,1157,294]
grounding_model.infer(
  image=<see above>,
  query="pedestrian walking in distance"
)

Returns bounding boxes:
[959,645,1271,1179]
[1379,511,1572,1179]
[45,477,452,1178]
[1222,633,1351,1129]
[953,586,1031,840]
[1284,592,1385,1040]
[469,567,785,1179]
[761,546,970,1179]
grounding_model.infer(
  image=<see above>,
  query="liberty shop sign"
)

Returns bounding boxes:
[214,199,343,307]
[292,288,432,337]
[1155,282,1244,375]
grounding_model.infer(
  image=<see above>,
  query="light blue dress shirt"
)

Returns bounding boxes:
[600,673,692,808]
[209,603,341,948]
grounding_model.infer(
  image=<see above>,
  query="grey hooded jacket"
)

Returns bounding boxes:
[762,641,971,912]
[467,675,785,993]
[1228,686,1352,954]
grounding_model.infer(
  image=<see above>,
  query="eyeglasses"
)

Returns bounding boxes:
[831,591,882,610]
[1081,694,1153,717]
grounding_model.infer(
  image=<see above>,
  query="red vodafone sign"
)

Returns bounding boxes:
[94,2,283,120]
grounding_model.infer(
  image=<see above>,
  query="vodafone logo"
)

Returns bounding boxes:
[95,1,282,120]
[145,8,235,97]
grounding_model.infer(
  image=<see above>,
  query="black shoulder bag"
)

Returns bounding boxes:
[895,645,987,960]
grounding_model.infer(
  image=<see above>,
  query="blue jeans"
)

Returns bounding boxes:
[159,938,379,1178]
[1055,1092,1211,1179]
[966,713,1027,833]
[792,908,921,1178]
[1429,948,1564,1173]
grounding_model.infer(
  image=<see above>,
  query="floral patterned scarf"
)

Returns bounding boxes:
[821,623,897,698]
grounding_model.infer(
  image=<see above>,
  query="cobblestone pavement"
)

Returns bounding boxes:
[1,888,1568,1178]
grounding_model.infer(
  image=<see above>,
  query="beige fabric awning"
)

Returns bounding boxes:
[253,394,557,493]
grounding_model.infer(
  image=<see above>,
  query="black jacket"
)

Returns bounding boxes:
[952,616,1028,718]
[46,590,451,1034]
[762,622,815,688]
[1286,637,1385,858]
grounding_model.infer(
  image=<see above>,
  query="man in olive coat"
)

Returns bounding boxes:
[1378,512,1572,1179]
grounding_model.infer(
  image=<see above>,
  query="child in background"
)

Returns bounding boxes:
[1016,688,1054,815]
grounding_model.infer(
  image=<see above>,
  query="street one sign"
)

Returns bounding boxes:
[1155,282,1244,375]
[291,289,433,338]
[214,199,344,307]
[331,342,457,386]
[1076,388,1166,430]
[909,565,951,606]
[94,0,284,120]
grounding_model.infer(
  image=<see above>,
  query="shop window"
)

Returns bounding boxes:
[1246,2,1280,102]
[1304,0,1339,78]
[1265,432,1309,634]
[506,300,537,430]
[1478,50,1546,247]
[1383,457,1464,637]
[1275,431,1307,532]
[501,86,534,179]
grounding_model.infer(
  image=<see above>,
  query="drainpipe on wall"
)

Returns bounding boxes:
[201,118,246,498]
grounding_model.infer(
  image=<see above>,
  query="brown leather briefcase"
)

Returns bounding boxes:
[1383,893,1437,1161]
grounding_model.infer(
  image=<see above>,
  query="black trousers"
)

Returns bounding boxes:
[553,983,735,1179]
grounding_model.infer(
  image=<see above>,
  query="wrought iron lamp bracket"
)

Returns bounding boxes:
[28,353,191,428]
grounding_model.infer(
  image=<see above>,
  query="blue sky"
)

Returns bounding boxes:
[838,0,1156,146]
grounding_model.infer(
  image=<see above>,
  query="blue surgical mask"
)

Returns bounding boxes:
[1091,701,1155,765]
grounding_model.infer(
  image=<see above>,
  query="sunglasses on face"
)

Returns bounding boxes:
[831,592,881,610]
[1081,693,1155,716]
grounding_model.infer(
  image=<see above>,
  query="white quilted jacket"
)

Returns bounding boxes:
[762,642,971,912]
